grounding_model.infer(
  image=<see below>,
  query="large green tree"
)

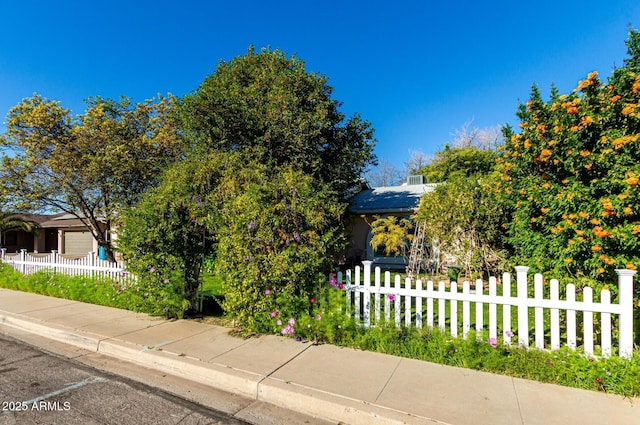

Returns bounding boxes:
[498,29,640,285]
[0,95,184,261]
[118,47,375,321]
[178,47,376,195]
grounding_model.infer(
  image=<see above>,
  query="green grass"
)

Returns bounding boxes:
[200,272,225,297]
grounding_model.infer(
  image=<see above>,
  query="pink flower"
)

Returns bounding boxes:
[276,319,282,326]
[270,311,277,318]
[288,318,295,326]
[281,325,295,335]
[337,283,344,290]
[505,330,514,338]
[315,314,321,320]
[149,266,155,273]
[310,297,315,303]
[488,338,497,348]
[388,294,396,302]
[330,277,337,286]
[265,289,271,295]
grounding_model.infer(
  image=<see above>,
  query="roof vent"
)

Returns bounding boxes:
[406,175,426,185]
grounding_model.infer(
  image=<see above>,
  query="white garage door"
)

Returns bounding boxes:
[64,231,93,255]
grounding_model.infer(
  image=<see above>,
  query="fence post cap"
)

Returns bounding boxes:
[514,266,530,273]
[615,269,637,277]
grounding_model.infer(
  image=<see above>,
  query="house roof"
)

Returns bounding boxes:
[39,213,94,229]
[348,182,438,214]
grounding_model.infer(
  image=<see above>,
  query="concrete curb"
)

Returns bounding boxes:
[97,337,263,399]
[0,311,101,352]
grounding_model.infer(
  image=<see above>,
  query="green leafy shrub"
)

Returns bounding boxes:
[216,164,346,330]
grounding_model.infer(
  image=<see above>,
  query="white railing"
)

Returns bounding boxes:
[0,248,129,281]
[338,261,636,359]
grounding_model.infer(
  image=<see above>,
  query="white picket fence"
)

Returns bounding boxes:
[0,248,129,281]
[339,261,636,359]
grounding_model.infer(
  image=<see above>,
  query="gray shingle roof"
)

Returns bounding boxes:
[348,183,438,214]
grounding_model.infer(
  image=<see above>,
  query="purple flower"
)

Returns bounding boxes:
[315,314,321,320]
[488,338,497,348]
[505,330,514,338]
[293,232,300,241]
[248,220,257,230]
[388,294,396,302]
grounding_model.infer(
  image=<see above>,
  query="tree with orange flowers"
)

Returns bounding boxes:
[499,29,640,287]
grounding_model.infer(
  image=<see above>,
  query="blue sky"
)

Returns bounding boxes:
[1,1,639,170]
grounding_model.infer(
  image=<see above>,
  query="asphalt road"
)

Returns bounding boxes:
[0,335,251,425]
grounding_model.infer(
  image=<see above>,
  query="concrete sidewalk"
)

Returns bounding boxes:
[0,288,637,425]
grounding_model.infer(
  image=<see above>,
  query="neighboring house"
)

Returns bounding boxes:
[345,175,438,270]
[1,213,106,256]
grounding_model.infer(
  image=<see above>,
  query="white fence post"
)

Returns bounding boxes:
[20,249,27,274]
[502,272,512,345]
[515,266,530,348]
[51,250,58,273]
[616,269,636,359]
[362,261,372,328]
[0,248,6,259]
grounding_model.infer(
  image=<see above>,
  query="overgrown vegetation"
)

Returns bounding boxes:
[498,29,640,292]
[117,47,376,323]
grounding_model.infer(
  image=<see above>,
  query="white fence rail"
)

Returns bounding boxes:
[339,261,636,359]
[1,248,128,281]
